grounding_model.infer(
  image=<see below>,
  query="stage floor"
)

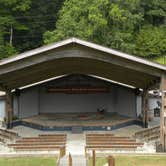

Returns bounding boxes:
[22,113,136,127]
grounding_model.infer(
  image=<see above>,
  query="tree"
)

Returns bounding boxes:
[0,0,31,58]
[13,0,65,52]
[44,0,144,54]
[0,0,64,58]
[44,0,166,60]
[134,25,166,58]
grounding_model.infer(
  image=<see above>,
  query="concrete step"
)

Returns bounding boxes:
[71,126,83,134]
[59,155,86,166]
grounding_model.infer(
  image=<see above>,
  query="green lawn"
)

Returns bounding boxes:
[0,157,57,166]
[89,156,166,166]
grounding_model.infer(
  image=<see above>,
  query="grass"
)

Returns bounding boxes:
[88,156,166,166]
[0,157,57,166]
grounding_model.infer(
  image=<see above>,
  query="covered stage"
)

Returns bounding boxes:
[0,38,165,150]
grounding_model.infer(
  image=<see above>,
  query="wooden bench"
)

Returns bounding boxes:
[86,134,114,136]
[85,133,144,155]
[0,129,19,142]
[8,142,66,146]
[16,140,65,143]
[39,134,66,137]
[21,137,66,141]
[8,134,67,155]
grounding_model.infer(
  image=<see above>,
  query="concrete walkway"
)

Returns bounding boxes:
[66,134,85,155]
[59,155,86,166]
[59,134,87,165]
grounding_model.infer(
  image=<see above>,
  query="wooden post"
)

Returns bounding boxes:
[69,153,72,166]
[108,156,115,166]
[142,89,149,128]
[92,150,95,166]
[5,91,13,129]
[160,73,166,151]
[60,147,66,157]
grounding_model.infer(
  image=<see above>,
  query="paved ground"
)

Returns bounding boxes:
[59,155,86,166]
[149,117,160,127]
[66,134,85,155]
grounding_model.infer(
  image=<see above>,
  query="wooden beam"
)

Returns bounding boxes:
[5,90,13,129]
[160,73,166,151]
[142,89,149,128]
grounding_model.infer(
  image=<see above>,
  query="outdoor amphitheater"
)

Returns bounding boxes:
[0,38,165,166]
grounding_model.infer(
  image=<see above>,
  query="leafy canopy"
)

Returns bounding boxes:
[44,0,166,59]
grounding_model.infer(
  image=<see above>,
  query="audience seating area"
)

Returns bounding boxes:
[0,128,19,143]
[8,134,66,155]
[134,126,160,141]
[85,133,144,155]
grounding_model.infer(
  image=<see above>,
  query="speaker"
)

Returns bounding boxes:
[134,88,141,95]
[15,89,21,96]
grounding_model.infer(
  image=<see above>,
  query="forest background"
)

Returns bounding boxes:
[0,0,165,64]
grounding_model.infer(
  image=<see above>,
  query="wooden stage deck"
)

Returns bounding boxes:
[21,113,141,130]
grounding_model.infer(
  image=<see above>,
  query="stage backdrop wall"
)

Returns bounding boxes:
[13,83,137,119]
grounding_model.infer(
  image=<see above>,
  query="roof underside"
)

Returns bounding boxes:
[0,38,164,91]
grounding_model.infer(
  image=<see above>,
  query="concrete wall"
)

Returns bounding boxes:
[39,93,115,113]
[135,95,161,117]
[115,87,136,117]
[13,82,137,118]
[14,87,39,118]
[0,99,5,121]
[136,95,142,117]
[148,97,161,110]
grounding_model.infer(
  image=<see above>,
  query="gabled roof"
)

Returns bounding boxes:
[0,37,164,90]
[0,37,166,70]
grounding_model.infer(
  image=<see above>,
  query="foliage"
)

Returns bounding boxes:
[44,0,166,60]
[0,0,165,62]
[13,0,65,52]
[0,0,31,58]
[134,25,166,58]
[0,0,64,58]
[44,0,143,53]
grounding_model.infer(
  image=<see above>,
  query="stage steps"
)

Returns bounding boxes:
[71,126,83,134]
[134,125,160,142]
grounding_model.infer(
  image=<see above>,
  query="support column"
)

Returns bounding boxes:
[5,90,13,129]
[160,73,166,151]
[142,89,149,128]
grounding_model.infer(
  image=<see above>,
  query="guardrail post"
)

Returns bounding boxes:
[108,156,115,166]
[60,147,66,158]
[69,153,72,166]
[92,150,95,166]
